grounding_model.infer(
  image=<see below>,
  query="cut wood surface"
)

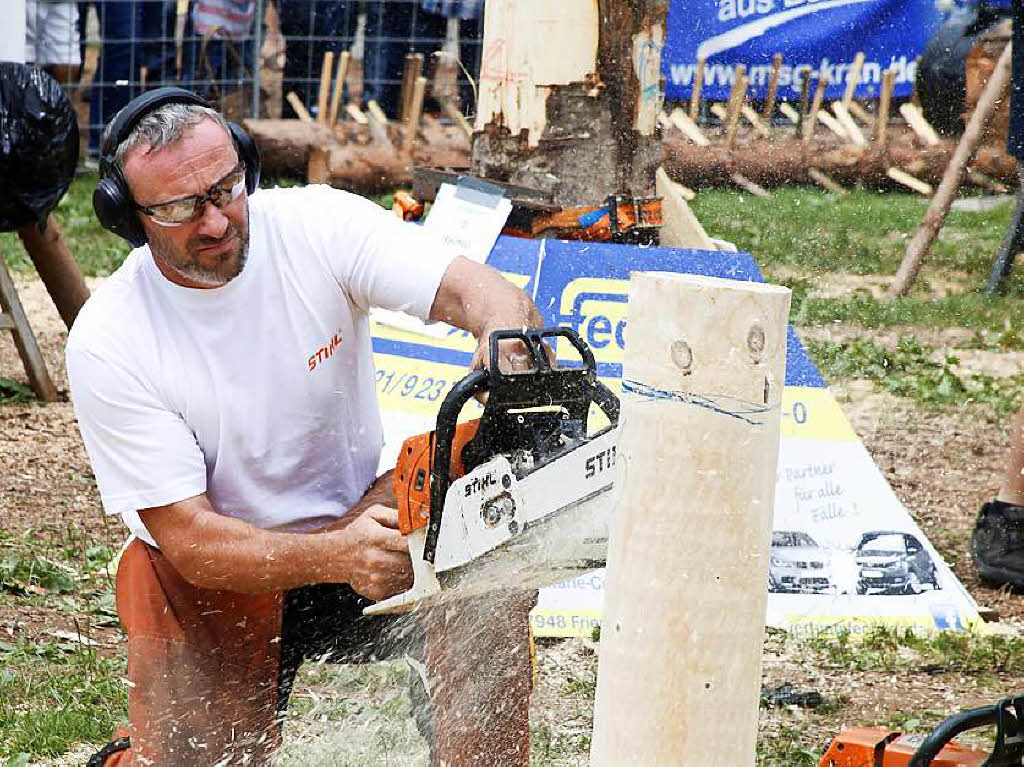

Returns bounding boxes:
[589,272,789,767]
[778,102,800,125]
[832,101,865,145]
[655,166,712,249]
[670,107,709,146]
[899,102,941,146]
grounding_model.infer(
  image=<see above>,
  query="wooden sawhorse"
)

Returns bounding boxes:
[0,254,58,402]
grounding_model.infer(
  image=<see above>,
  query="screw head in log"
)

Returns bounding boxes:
[670,339,692,374]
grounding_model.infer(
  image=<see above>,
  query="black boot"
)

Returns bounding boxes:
[971,499,1024,588]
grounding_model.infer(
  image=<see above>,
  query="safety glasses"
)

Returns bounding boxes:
[135,162,247,226]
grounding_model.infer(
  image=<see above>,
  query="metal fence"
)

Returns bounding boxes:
[26,0,484,158]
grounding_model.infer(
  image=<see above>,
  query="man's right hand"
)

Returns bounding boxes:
[325,504,414,602]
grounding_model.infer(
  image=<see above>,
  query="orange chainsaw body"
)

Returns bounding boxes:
[818,727,988,767]
[394,419,480,535]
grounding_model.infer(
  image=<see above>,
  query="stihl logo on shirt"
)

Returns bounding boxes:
[308,332,343,372]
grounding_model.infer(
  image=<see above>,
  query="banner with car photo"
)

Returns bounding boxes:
[369,237,984,638]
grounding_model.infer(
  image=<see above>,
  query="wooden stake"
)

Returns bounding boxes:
[286,91,313,123]
[887,167,933,196]
[874,69,894,145]
[401,53,424,123]
[731,172,770,197]
[345,103,369,125]
[762,53,783,121]
[689,57,706,121]
[670,107,710,146]
[832,101,865,144]
[403,75,427,154]
[802,68,828,141]
[366,99,389,126]
[778,102,800,125]
[795,72,811,135]
[900,102,941,146]
[589,271,789,767]
[441,98,473,140]
[816,110,848,140]
[306,144,330,184]
[848,101,872,124]
[316,51,334,124]
[841,51,865,108]
[365,101,392,147]
[808,167,848,195]
[888,42,1012,298]
[347,11,366,107]
[328,51,350,128]
[725,71,748,149]
[0,255,58,402]
[741,104,771,138]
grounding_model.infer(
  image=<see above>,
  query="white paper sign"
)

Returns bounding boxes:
[423,182,513,264]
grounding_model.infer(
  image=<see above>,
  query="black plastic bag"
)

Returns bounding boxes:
[0,62,80,232]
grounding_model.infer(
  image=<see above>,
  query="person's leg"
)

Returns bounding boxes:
[971,400,1024,588]
[87,540,285,766]
[89,0,135,152]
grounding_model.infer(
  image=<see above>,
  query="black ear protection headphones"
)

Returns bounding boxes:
[92,87,261,248]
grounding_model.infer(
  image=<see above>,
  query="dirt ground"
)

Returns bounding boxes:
[4,271,1024,765]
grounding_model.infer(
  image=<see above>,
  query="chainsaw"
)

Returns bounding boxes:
[364,327,620,615]
[818,694,1024,766]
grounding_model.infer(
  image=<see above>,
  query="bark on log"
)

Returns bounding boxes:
[243,118,470,192]
[662,128,1019,190]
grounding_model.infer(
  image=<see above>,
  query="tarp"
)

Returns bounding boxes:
[661,0,947,102]
[372,237,984,637]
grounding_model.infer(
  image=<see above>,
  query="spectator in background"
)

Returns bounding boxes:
[87,0,178,152]
[26,0,82,86]
[181,0,259,119]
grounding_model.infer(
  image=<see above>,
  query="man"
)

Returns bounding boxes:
[26,0,82,87]
[69,88,537,765]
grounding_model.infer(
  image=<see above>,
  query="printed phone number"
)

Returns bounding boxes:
[374,369,451,401]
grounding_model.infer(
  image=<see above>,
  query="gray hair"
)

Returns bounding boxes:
[107,102,232,173]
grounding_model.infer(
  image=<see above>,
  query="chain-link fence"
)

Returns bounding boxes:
[25,0,484,159]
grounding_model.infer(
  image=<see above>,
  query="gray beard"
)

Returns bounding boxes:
[170,234,249,287]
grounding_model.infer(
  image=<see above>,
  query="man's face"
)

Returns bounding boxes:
[123,118,249,289]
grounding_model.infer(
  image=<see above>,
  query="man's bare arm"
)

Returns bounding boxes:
[138,478,412,599]
[429,256,545,370]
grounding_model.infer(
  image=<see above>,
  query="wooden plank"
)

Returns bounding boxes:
[0,256,57,402]
[328,51,350,128]
[887,167,933,196]
[589,271,789,767]
[316,51,334,124]
[286,91,313,123]
[808,167,848,195]
[740,104,771,138]
[778,102,800,125]
[762,53,783,120]
[655,167,712,249]
[669,107,710,147]
[832,101,865,144]
[688,56,706,120]
[403,75,427,154]
[874,68,894,144]
[841,51,865,108]
[900,102,941,145]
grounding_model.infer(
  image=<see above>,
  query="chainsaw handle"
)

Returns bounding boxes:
[486,327,596,380]
[908,697,1024,767]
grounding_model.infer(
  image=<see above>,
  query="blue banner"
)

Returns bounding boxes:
[661,0,948,102]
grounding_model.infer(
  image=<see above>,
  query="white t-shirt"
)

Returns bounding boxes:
[66,185,457,547]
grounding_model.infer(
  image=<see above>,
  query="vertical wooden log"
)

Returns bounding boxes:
[316,51,334,124]
[888,42,1012,298]
[16,215,90,330]
[347,11,366,107]
[762,53,782,120]
[874,69,894,145]
[689,56,706,121]
[590,272,790,767]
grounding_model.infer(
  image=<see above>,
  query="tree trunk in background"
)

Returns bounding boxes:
[470,0,668,207]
